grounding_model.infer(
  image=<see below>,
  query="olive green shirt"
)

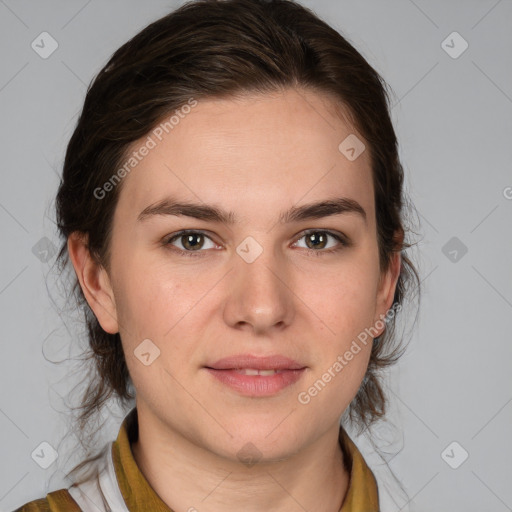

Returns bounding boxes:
[13,408,379,511]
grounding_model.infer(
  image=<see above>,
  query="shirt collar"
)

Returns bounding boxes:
[112,407,379,512]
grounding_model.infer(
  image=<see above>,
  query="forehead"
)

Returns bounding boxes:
[115,87,374,223]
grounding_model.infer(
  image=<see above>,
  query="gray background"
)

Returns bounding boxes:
[1,1,511,511]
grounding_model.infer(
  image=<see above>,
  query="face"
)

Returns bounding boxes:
[71,87,400,463]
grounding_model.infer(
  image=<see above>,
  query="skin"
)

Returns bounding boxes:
[68,87,401,512]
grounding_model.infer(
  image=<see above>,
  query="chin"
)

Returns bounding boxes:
[213,421,306,462]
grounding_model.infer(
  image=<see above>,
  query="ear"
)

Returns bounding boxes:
[67,231,119,334]
[373,235,403,336]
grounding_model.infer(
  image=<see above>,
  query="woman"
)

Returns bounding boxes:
[15,0,420,510]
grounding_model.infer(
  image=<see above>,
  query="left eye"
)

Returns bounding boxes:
[293,230,347,252]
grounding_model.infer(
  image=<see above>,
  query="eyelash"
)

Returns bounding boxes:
[162,229,351,258]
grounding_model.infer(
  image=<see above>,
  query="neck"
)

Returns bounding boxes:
[130,408,350,512]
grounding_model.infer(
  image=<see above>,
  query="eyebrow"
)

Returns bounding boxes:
[137,196,367,226]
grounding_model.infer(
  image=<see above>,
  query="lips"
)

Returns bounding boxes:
[204,354,307,397]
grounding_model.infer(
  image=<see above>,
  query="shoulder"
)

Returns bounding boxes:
[12,489,82,512]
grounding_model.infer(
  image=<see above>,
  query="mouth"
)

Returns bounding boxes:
[204,354,307,397]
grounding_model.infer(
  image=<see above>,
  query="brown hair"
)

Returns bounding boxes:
[53,0,420,485]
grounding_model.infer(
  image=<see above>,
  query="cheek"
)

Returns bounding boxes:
[113,256,186,335]
[298,341,372,421]
[113,265,202,377]
[300,264,379,344]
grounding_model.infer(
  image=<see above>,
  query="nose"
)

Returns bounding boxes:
[222,242,295,335]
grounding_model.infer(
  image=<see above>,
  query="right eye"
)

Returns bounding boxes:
[163,230,220,257]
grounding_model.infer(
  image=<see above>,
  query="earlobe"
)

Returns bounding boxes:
[67,232,119,334]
